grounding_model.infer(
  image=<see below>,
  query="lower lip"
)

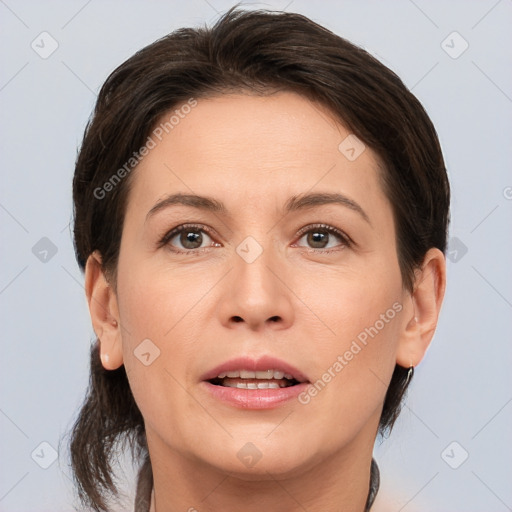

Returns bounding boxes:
[201,381,310,409]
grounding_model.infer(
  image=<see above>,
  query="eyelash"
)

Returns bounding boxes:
[158,223,352,256]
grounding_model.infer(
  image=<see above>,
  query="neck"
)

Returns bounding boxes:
[145,420,380,512]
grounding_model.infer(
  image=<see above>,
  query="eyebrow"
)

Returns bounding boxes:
[146,192,371,225]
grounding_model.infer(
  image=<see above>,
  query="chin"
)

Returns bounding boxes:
[199,434,320,480]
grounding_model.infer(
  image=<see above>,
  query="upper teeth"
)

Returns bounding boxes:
[216,370,294,380]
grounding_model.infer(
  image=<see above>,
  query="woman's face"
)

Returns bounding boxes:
[112,91,415,477]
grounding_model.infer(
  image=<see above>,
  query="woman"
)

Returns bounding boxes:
[68,7,448,511]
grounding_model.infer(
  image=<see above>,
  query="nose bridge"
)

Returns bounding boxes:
[218,230,294,330]
[234,233,280,302]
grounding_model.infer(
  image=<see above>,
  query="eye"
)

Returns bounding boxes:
[293,224,351,252]
[159,224,219,254]
[159,222,351,255]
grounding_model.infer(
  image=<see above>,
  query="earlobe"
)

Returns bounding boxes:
[396,248,447,368]
[84,251,124,370]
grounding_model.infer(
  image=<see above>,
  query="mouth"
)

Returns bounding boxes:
[208,369,301,389]
[201,355,309,387]
[201,356,310,409]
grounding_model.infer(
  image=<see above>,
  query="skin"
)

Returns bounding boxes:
[85,91,446,512]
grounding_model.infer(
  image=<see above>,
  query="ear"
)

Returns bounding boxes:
[396,248,447,368]
[84,251,124,370]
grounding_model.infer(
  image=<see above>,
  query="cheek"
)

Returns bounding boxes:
[299,261,403,349]
[295,265,404,417]
[116,250,202,340]
[115,254,217,395]
[114,261,204,434]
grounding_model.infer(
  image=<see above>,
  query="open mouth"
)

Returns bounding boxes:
[208,369,301,389]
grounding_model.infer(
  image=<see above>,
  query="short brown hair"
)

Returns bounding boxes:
[68,7,450,511]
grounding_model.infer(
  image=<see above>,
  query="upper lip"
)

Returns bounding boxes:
[201,355,309,383]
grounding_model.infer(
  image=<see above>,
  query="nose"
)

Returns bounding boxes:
[217,239,295,332]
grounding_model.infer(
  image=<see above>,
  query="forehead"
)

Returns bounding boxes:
[125,91,389,224]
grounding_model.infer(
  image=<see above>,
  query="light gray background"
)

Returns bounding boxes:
[1,1,511,511]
